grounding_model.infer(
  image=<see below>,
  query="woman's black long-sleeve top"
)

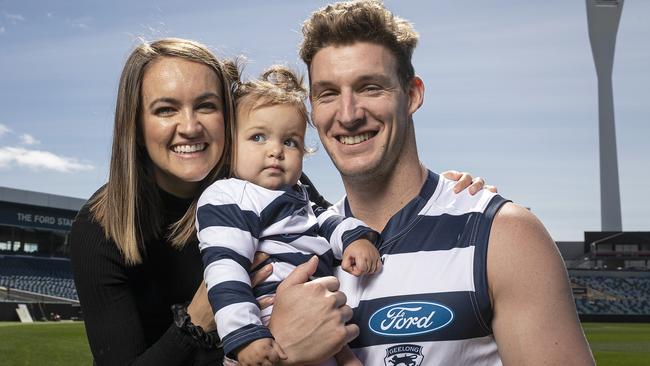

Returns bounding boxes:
[70,188,223,365]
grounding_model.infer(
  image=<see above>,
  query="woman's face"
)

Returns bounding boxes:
[140,57,225,198]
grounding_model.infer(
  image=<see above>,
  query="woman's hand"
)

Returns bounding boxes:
[187,253,275,332]
[250,252,274,309]
[442,170,498,195]
[269,256,358,365]
[186,280,216,331]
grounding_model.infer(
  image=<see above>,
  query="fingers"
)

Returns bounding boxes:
[310,275,341,292]
[263,346,279,366]
[278,256,319,291]
[252,251,270,269]
[485,184,498,193]
[468,176,485,195]
[251,263,273,287]
[441,170,461,180]
[344,323,360,344]
[258,295,274,310]
[341,254,353,273]
[443,170,468,193]
[356,259,368,274]
[335,346,362,366]
[272,340,288,360]
[340,304,353,322]
[343,358,363,366]
[452,172,473,193]
[331,289,348,308]
[374,257,383,273]
[366,258,375,274]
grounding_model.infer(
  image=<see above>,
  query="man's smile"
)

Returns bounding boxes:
[337,131,377,145]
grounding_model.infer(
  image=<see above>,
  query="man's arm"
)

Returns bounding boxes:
[488,203,594,365]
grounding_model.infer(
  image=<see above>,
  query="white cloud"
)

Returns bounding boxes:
[0,147,94,173]
[0,124,11,137]
[0,26,5,34]
[3,11,25,23]
[19,133,40,145]
[69,16,92,29]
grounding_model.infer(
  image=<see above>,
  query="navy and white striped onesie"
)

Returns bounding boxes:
[196,178,375,356]
[334,171,508,365]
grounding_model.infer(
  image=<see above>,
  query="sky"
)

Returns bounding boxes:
[0,0,648,241]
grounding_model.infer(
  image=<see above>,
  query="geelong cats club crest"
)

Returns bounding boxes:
[384,344,424,366]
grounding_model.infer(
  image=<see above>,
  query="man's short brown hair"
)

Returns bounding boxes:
[299,0,419,88]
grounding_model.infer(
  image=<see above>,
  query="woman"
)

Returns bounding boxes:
[71,38,243,365]
[70,38,488,365]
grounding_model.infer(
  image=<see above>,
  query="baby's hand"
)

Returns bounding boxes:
[236,338,286,366]
[334,344,363,366]
[342,239,382,276]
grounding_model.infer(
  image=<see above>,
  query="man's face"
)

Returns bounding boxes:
[309,42,417,180]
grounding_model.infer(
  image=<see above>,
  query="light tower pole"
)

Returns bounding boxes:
[586,0,624,231]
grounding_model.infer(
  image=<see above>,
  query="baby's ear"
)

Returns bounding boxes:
[304,145,317,157]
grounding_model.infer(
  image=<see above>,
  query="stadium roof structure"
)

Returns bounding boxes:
[0,186,86,211]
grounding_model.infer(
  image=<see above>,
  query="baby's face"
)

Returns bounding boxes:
[233,103,306,190]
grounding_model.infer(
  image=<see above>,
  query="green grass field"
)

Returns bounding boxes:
[583,323,650,366]
[0,321,648,365]
[0,322,91,366]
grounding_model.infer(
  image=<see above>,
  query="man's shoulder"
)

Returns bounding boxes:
[488,202,558,275]
[490,202,549,245]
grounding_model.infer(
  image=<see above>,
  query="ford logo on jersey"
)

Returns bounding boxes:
[368,301,454,337]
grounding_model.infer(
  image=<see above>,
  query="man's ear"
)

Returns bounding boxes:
[407,76,425,116]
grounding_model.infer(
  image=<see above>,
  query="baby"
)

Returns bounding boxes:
[196,65,381,365]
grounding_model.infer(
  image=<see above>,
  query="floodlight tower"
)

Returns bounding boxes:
[586,0,624,231]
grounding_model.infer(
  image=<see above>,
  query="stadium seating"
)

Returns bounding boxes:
[0,255,73,278]
[0,275,77,300]
[571,275,650,315]
[0,255,77,301]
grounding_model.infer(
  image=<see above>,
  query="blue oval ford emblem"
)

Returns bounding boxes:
[368,301,454,336]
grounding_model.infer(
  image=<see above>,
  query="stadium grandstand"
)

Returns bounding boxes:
[1,185,649,322]
[561,232,650,321]
[0,186,83,321]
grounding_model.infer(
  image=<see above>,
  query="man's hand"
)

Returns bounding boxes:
[269,256,359,365]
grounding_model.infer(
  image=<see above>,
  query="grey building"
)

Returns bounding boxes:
[0,186,86,257]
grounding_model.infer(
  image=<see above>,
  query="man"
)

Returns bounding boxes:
[286,1,594,364]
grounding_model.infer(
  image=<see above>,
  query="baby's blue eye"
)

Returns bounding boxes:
[284,139,298,148]
[252,134,266,142]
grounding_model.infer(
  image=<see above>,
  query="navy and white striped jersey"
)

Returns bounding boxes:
[196,178,376,356]
[333,171,508,365]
